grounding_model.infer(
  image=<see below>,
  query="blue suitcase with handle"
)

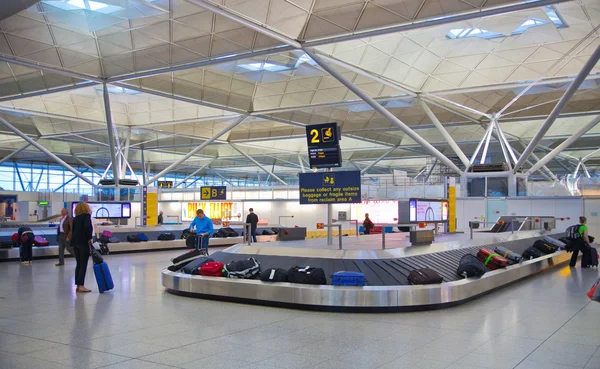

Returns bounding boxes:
[94,261,114,293]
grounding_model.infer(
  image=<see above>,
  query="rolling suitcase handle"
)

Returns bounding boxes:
[195,234,209,256]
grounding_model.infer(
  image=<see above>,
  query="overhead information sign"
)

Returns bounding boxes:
[157,181,173,188]
[305,122,342,169]
[71,202,132,219]
[299,171,361,204]
[308,146,342,169]
[201,186,227,200]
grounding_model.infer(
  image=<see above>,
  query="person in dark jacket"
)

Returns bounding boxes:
[570,216,592,268]
[71,202,94,292]
[246,208,259,243]
[158,211,164,225]
[363,213,374,235]
[56,208,73,266]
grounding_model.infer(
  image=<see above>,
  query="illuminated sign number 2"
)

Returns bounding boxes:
[310,129,320,144]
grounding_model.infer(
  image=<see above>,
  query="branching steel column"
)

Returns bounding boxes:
[141,149,147,184]
[298,155,305,173]
[102,83,121,185]
[71,153,102,176]
[230,144,288,185]
[470,124,493,164]
[121,128,131,178]
[147,115,247,185]
[173,160,214,188]
[0,117,95,186]
[212,170,234,186]
[14,163,25,191]
[582,162,591,178]
[424,159,438,182]
[305,49,462,175]
[496,122,518,164]
[0,143,32,166]
[419,99,469,168]
[528,115,600,175]
[102,162,112,179]
[515,44,600,172]
[361,146,398,174]
[492,120,512,170]
[480,124,493,164]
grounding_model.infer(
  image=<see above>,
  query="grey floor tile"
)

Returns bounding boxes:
[378,355,450,369]
[0,337,64,354]
[99,359,180,369]
[515,359,585,369]
[139,348,205,366]
[258,352,326,369]
[104,342,168,358]
[455,352,524,369]
[0,352,73,369]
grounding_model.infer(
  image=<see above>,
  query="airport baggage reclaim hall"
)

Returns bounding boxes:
[1,1,600,368]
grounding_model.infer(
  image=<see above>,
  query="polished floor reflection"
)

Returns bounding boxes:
[0,250,599,369]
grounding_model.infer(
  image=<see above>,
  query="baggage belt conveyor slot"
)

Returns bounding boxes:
[162,233,572,311]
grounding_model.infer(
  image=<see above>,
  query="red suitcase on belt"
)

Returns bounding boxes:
[476,248,508,270]
[199,262,225,277]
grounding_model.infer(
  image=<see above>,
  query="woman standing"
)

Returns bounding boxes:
[71,202,94,292]
[363,213,374,235]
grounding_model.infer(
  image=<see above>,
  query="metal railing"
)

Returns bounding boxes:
[324,223,343,249]
[469,217,556,239]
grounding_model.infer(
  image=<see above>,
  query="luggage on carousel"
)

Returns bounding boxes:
[476,248,508,270]
[108,236,120,243]
[168,249,207,271]
[138,233,148,242]
[127,235,142,243]
[221,227,239,237]
[93,261,114,293]
[102,230,113,238]
[456,254,486,278]
[199,262,225,277]
[331,271,367,286]
[288,266,327,285]
[158,232,176,241]
[262,229,275,236]
[493,246,521,265]
[182,257,214,275]
[408,267,443,285]
[522,246,545,260]
[533,239,559,254]
[224,257,260,279]
[260,268,288,282]
[33,235,48,246]
[181,229,191,240]
[543,236,566,249]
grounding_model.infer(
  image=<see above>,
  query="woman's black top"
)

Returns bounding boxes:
[71,214,93,247]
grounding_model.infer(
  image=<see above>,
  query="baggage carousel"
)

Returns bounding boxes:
[162,231,572,311]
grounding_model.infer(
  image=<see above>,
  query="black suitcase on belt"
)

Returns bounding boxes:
[408,268,443,285]
[288,266,327,285]
[260,268,288,282]
[127,235,142,243]
[533,240,559,254]
[158,232,176,241]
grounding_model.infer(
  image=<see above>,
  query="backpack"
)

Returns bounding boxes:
[224,257,260,279]
[158,232,176,241]
[566,224,582,240]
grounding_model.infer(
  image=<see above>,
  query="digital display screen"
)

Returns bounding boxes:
[308,146,342,169]
[409,199,449,223]
[72,202,132,219]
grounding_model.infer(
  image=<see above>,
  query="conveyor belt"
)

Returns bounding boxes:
[199,233,563,286]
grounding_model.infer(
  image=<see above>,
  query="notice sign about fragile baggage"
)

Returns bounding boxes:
[299,171,361,204]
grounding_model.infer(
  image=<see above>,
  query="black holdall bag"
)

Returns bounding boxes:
[127,235,142,243]
[408,267,443,285]
[221,227,239,237]
[158,232,176,241]
[213,229,227,238]
[185,234,196,249]
[260,268,289,282]
[522,246,545,260]
[532,239,559,254]
[287,266,327,285]
[456,254,486,278]
[182,257,214,275]
[224,257,261,279]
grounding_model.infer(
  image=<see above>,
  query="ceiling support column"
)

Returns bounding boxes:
[419,99,469,168]
[361,146,398,174]
[0,143,32,166]
[141,149,147,184]
[305,48,462,175]
[514,44,600,172]
[230,144,287,185]
[527,115,600,176]
[121,128,132,178]
[71,153,102,176]
[298,155,305,173]
[102,83,121,186]
[0,117,95,186]
[147,115,247,185]
[173,159,215,188]
[470,124,493,165]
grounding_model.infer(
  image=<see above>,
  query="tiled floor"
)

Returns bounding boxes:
[0,250,599,369]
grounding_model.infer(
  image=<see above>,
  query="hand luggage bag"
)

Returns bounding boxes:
[138,233,148,242]
[158,232,176,241]
[591,248,599,267]
[33,235,49,246]
[102,230,113,238]
[260,268,288,282]
[543,236,566,249]
[456,254,486,278]
[493,246,521,265]
[533,240,559,254]
[182,257,214,275]
[181,229,191,240]
[224,257,260,279]
[94,262,114,293]
[199,262,225,277]
[582,246,598,268]
[127,235,142,243]
[99,242,110,255]
[221,227,239,237]
[288,266,327,285]
[185,234,196,249]
[476,248,508,270]
[522,246,545,260]
[331,271,367,286]
[408,268,443,285]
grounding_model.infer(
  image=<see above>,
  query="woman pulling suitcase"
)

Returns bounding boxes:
[71,202,94,293]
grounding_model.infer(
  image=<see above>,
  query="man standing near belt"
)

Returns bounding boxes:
[56,208,73,266]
